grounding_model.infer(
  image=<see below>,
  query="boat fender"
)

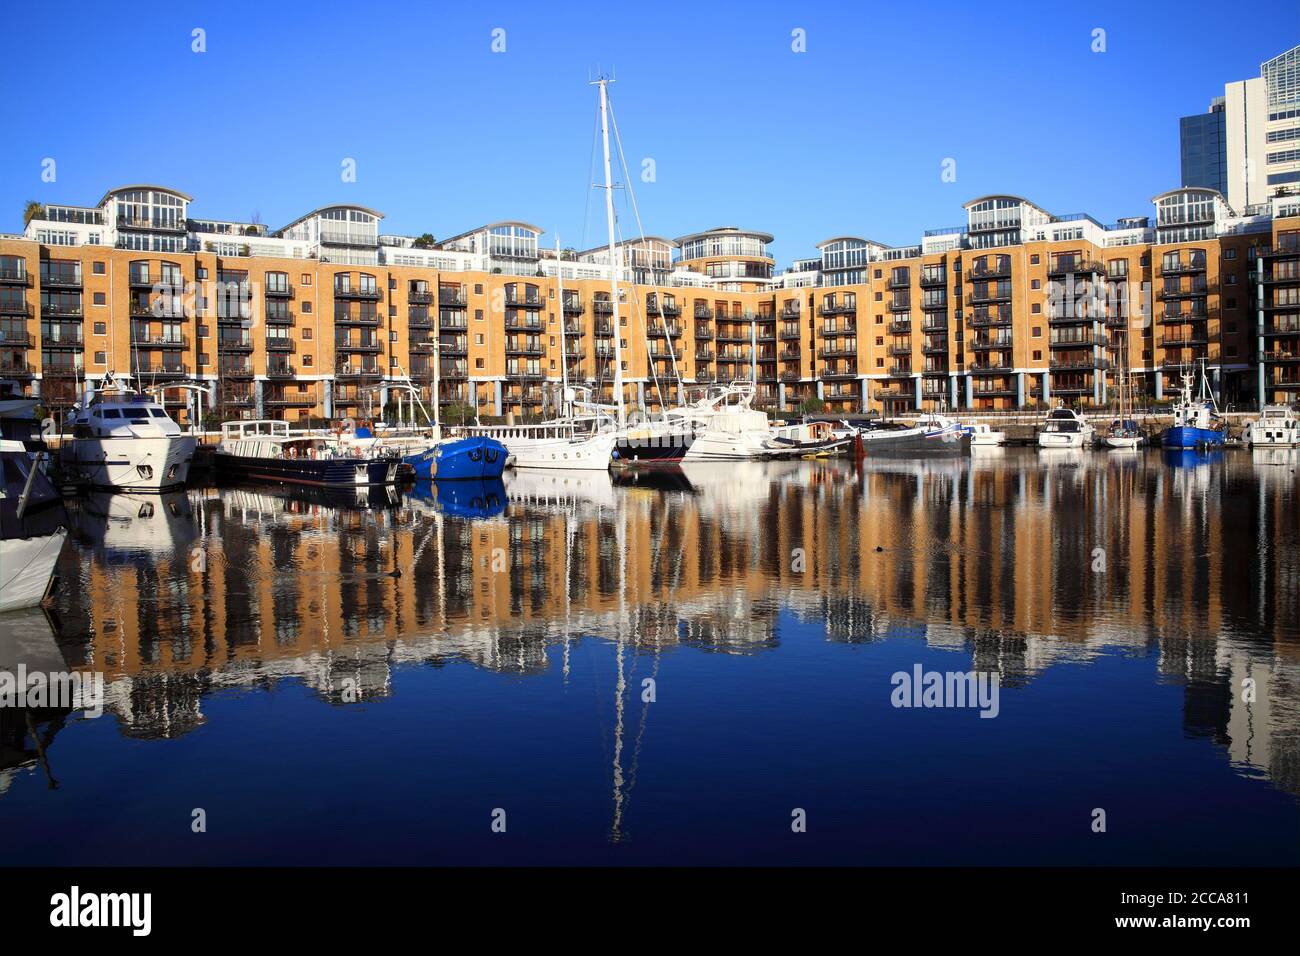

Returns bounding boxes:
[469,448,483,462]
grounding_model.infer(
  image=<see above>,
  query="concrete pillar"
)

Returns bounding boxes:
[1093,368,1102,406]
[323,379,334,419]
[1257,358,1266,410]
[494,381,503,417]
[379,384,389,417]
[1015,371,1025,408]
[1154,370,1163,402]
[1211,367,1221,403]
[860,378,868,414]
[1041,371,1050,406]
[964,374,973,407]
[913,375,922,407]
[255,378,264,419]
[30,378,40,398]
[778,382,787,411]
[949,374,958,409]
[636,380,645,412]
[816,379,825,400]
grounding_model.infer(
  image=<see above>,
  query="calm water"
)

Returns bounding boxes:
[2,448,1298,866]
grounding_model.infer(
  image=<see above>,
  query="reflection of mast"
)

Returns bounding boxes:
[610,485,628,842]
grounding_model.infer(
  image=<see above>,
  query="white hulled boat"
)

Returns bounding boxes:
[60,373,195,491]
[1037,405,1095,449]
[1243,404,1299,447]
[1,396,67,612]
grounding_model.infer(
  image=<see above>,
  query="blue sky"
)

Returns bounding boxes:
[1,1,1296,263]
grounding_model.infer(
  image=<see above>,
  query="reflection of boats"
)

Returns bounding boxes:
[505,467,617,510]
[60,373,195,491]
[1,410,67,612]
[408,479,507,519]
[1243,404,1299,447]
[71,491,195,558]
[216,420,400,486]
[0,609,74,796]
[1037,405,1095,449]
[1161,365,1225,449]
[1163,447,1224,468]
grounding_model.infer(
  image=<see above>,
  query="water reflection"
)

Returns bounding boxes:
[4,449,1299,860]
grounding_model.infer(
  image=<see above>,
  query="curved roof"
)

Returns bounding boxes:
[98,184,193,205]
[1150,186,1227,204]
[673,226,776,248]
[275,203,386,235]
[816,235,886,250]
[961,194,1038,210]
[435,220,545,247]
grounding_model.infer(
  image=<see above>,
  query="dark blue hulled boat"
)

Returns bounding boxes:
[409,479,507,519]
[401,435,507,480]
[215,420,400,487]
[1160,365,1226,449]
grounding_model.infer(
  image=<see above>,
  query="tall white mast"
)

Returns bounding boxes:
[556,235,568,418]
[596,77,626,427]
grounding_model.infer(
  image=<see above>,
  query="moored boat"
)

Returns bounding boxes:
[1242,404,1299,447]
[0,438,67,613]
[215,420,400,487]
[1161,365,1225,449]
[1037,405,1095,449]
[59,373,195,491]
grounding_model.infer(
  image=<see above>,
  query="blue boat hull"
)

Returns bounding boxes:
[403,436,507,480]
[409,479,507,518]
[1161,426,1224,449]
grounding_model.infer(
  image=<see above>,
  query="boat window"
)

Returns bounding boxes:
[150,408,168,417]
[102,408,122,418]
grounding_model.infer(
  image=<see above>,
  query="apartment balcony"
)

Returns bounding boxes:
[970,361,1013,373]
[819,345,856,359]
[818,301,857,316]
[780,303,801,318]
[223,394,257,408]
[779,327,802,341]
[969,338,1013,351]
[265,283,294,299]
[336,340,383,354]
[266,364,297,378]
[874,388,911,401]
[886,275,910,290]
[1156,285,1211,301]
[265,394,317,407]
[42,363,83,378]
[504,315,544,332]
[886,364,914,377]
[967,312,1012,328]
[265,309,295,326]
[1158,260,1208,276]
[504,295,545,310]
[40,271,81,289]
[921,318,948,333]
[505,342,544,356]
[217,339,254,353]
[1261,268,1300,286]
[439,364,469,380]
[41,332,83,349]
[438,340,469,356]
[1159,310,1208,324]
[1047,259,1105,278]
[335,366,382,381]
[1049,357,1109,371]
[1160,332,1210,348]
[506,369,546,382]
[131,334,189,350]
[1049,333,1106,349]
[407,289,434,305]
[438,315,469,331]
[1261,351,1300,364]
[132,364,187,380]
[41,302,82,318]
[266,338,295,353]
[820,367,859,380]
[1048,311,1100,325]
[966,263,1011,280]
[821,323,857,337]
[780,370,802,383]
[887,320,911,335]
[921,342,948,355]
[333,286,383,301]
[561,297,584,315]
[0,303,31,318]
[887,343,913,356]
[0,331,33,348]
[335,312,380,326]
[0,267,30,285]
[593,300,615,316]
[888,299,911,313]
[919,273,947,289]
[647,324,683,338]
[1260,297,1300,313]
[968,288,1011,304]
[649,301,681,317]
[1262,320,1300,337]
[694,348,714,361]
[439,290,468,307]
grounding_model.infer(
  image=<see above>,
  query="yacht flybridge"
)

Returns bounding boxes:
[60,372,196,491]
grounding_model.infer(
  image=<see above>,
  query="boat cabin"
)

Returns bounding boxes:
[72,393,181,439]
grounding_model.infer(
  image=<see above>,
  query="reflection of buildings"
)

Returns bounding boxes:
[39,456,1300,796]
